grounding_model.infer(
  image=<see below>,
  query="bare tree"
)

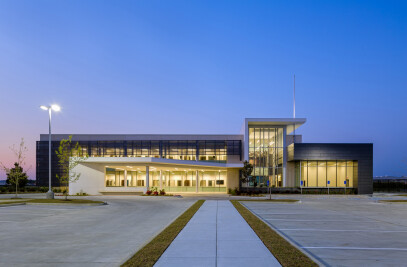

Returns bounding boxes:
[0,138,31,198]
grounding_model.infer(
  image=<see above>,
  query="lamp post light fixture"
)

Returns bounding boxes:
[40,104,61,199]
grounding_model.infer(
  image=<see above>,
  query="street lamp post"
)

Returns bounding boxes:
[40,104,61,199]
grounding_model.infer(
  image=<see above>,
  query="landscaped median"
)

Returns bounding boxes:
[0,198,105,206]
[231,200,317,267]
[238,198,300,203]
[122,200,205,267]
[379,199,407,203]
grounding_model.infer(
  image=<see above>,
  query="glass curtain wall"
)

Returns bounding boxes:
[198,171,227,192]
[299,160,357,187]
[126,170,146,186]
[105,168,146,187]
[83,140,241,163]
[163,171,197,192]
[248,127,284,188]
[105,167,227,192]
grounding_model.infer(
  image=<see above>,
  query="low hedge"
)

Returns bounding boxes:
[0,186,59,194]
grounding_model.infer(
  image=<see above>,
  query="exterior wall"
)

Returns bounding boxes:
[291,143,373,194]
[226,169,240,190]
[69,163,105,195]
[286,162,296,187]
[286,135,302,145]
[227,155,242,164]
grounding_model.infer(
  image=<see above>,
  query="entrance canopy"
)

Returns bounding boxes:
[80,156,243,169]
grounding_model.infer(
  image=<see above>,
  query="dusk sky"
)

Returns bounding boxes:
[0,0,406,179]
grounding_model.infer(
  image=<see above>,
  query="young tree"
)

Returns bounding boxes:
[55,135,88,200]
[241,160,253,187]
[6,163,28,189]
[0,138,30,198]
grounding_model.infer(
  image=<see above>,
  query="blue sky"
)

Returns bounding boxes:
[0,0,406,179]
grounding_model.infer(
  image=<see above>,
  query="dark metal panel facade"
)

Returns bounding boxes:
[291,143,373,194]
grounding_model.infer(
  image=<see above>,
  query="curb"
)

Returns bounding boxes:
[378,200,407,204]
[0,202,27,207]
[240,200,301,204]
[26,202,107,206]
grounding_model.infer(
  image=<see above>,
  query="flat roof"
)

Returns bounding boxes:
[39,118,307,141]
[79,157,243,168]
[40,134,244,142]
[244,118,306,135]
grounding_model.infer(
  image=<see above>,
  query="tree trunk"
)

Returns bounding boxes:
[15,179,18,198]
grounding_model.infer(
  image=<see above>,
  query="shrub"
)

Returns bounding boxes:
[26,186,37,192]
[146,190,152,195]
[76,190,89,196]
[159,189,166,195]
[228,187,241,196]
[39,187,48,193]
[153,191,158,196]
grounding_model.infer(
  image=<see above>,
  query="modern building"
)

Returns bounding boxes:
[36,118,373,194]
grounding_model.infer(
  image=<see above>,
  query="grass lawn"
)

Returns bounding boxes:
[240,199,299,203]
[0,198,30,201]
[0,200,28,205]
[379,200,407,203]
[231,200,317,267]
[122,200,205,267]
[0,199,104,205]
[28,199,105,204]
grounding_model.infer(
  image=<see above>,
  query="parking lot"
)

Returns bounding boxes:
[0,195,194,267]
[243,195,407,267]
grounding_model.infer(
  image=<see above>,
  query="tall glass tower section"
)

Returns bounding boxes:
[248,127,284,187]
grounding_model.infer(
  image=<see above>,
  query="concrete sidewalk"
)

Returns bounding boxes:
[155,200,281,267]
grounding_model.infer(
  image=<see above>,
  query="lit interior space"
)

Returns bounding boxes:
[298,160,358,188]
[104,165,229,192]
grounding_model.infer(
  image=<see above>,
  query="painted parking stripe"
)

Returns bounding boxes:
[280,229,407,232]
[265,219,369,222]
[303,246,407,251]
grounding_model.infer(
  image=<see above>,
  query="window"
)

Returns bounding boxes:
[299,160,357,188]
[247,126,284,188]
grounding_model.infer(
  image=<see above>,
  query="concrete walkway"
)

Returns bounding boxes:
[155,200,281,267]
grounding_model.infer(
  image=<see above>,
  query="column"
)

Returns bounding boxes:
[283,127,287,187]
[124,170,127,187]
[146,166,150,189]
[160,170,163,190]
[196,170,199,193]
